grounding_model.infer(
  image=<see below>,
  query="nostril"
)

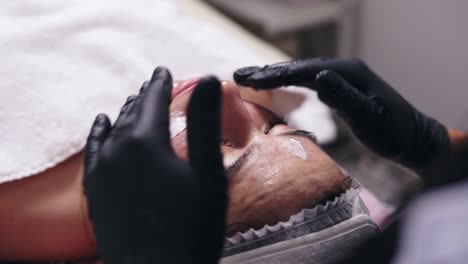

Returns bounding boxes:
[221,139,234,148]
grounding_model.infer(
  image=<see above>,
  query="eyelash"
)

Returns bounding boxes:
[221,114,287,147]
[264,114,287,134]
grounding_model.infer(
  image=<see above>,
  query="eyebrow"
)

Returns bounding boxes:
[278,129,318,144]
[225,129,317,177]
[225,143,258,176]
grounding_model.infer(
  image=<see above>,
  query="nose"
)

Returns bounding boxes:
[220,81,258,148]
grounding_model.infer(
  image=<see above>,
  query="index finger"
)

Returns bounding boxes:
[134,67,174,154]
[186,76,226,185]
[234,58,371,90]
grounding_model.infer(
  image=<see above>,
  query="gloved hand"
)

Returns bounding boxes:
[83,67,227,264]
[234,58,450,172]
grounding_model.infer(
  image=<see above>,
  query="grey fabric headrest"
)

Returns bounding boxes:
[221,214,378,264]
[221,180,379,263]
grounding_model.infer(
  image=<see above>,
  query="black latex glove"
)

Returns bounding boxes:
[84,67,227,264]
[234,58,450,172]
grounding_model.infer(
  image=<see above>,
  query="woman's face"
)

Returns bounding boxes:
[169,79,348,235]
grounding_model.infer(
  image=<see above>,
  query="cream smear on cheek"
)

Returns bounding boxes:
[281,138,308,160]
[169,111,187,139]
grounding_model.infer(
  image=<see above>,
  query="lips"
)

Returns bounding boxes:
[172,77,201,100]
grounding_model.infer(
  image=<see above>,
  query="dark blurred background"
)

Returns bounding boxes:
[205,0,468,130]
[204,0,468,207]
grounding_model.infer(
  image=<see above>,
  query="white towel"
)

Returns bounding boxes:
[0,0,336,184]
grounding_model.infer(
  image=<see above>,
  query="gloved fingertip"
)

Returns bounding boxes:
[85,113,111,175]
[146,67,173,104]
[95,113,111,127]
[119,95,138,114]
[199,75,221,86]
[190,75,222,108]
[150,67,171,83]
[92,115,112,139]
[241,71,279,89]
[126,95,137,103]
[234,66,261,83]
[139,81,150,94]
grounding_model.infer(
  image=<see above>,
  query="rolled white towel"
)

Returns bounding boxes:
[0,0,336,184]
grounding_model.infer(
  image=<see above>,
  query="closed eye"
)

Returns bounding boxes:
[264,113,317,143]
[264,114,287,134]
[223,113,286,148]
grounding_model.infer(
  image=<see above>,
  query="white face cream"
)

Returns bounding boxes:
[169,111,187,139]
[282,138,308,160]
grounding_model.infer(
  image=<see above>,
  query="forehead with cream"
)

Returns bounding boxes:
[167,80,349,236]
[169,111,186,139]
[281,138,308,160]
[225,134,348,233]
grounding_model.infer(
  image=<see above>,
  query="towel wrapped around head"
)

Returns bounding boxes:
[0,0,336,184]
[0,0,272,183]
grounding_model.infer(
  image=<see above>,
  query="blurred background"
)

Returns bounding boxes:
[205,0,468,130]
[1,1,466,262]
[3,0,466,214]
[203,0,468,206]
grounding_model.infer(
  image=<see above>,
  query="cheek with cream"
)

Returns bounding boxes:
[169,111,189,160]
[169,111,187,139]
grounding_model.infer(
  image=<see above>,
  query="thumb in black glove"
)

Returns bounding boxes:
[84,67,227,264]
[234,58,450,173]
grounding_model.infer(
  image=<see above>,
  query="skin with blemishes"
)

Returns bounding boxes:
[169,81,349,235]
[0,80,350,260]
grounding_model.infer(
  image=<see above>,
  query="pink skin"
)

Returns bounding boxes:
[169,80,349,234]
[0,79,351,261]
[0,77,416,261]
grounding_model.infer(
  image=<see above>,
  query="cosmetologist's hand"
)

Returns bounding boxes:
[84,67,227,264]
[234,58,450,173]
